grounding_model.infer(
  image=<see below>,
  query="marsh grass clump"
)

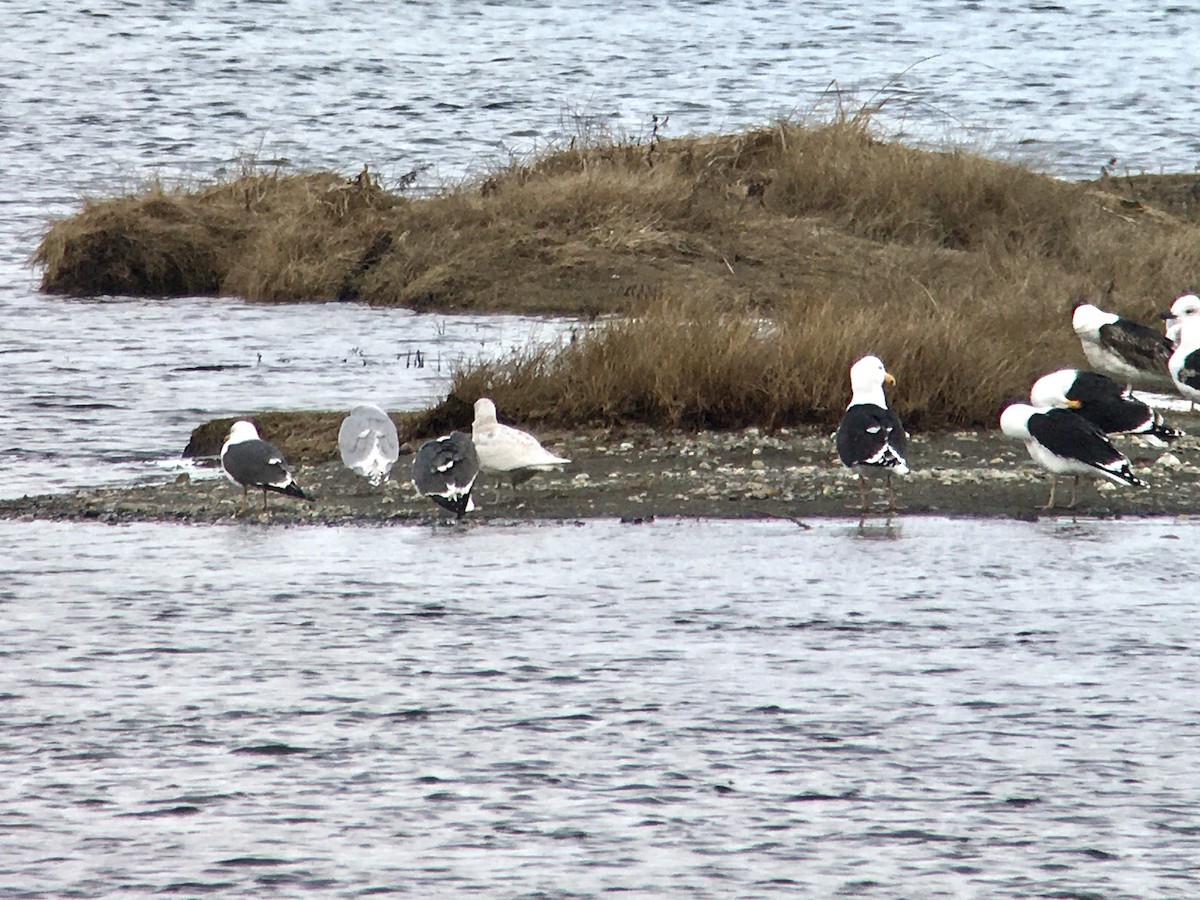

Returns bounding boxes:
[436,280,1063,431]
[38,116,1200,428]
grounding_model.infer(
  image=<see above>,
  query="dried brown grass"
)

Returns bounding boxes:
[37,117,1200,428]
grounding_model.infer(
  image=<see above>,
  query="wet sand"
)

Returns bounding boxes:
[4,422,1200,525]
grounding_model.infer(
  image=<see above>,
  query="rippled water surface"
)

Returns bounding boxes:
[0,290,569,497]
[4,516,1200,897]
[4,5,1200,895]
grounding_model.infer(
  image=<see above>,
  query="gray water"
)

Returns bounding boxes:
[5,2,1200,895]
[0,290,571,498]
[4,516,1200,897]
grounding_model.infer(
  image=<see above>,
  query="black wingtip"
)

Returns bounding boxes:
[281,482,313,502]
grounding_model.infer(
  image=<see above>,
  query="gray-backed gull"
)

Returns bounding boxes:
[220,420,313,513]
[338,404,400,485]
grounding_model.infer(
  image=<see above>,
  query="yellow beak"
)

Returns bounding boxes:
[884,372,896,386]
[1066,399,1082,409]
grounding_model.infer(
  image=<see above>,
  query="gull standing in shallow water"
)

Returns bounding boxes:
[220,420,313,514]
[471,398,569,494]
[411,431,479,518]
[338,404,400,485]
[1029,368,1182,446]
[835,355,909,512]
[1071,300,1175,392]
[999,403,1146,509]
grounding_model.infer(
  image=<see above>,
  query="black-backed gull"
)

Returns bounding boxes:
[999,403,1146,509]
[1029,368,1182,446]
[472,397,570,490]
[220,420,313,514]
[835,355,909,511]
[1161,292,1200,345]
[411,431,480,518]
[338,403,400,485]
[1071,300,1174,392]
[1168,315,1200,404]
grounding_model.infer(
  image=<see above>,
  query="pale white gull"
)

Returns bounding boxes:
[338,404,400,485]
[471,397,570,490]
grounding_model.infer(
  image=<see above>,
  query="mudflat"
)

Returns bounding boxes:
[5,421,1199,525]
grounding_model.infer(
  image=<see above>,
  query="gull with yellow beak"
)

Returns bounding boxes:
[1029,368,1182,446]
[835,355,909,512]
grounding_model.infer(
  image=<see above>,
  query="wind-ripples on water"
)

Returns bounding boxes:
[3,517,1200,897]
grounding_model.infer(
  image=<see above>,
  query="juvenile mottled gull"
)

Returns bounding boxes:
[999,402,1146,509]
[1071,300,1174,392]
[220,420,312,513]
[471,398,569,489]
[1029,368,1182,447]
[835,355,909,512]
[338,404,400,485]
[411,431,480,518]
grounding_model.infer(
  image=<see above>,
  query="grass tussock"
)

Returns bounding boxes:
[439,276,1069,432]
[38,116,1200,429]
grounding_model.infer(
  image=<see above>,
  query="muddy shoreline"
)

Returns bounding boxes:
[5,423,1200,525]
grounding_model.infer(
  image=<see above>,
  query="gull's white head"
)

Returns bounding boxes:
[1071,301,1115,337]
[848,355,895,407]
[473,397,498,427]
[1173,293,1200,315]
[999,403,1034,441]
[1172,313,1200,354]
[1164,293,1200,343]
[227,420,260,444]
[1029,369,1082,411]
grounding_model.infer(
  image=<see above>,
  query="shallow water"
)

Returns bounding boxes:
[4,516,1200,897]
[0,290,571,498]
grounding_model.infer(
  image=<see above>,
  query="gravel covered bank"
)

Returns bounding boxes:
[5,423,1200,525]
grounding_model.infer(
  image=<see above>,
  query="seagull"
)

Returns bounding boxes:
[338,404,400,485]
[999,403,1146,509]
[1029,368,1182,446]
[1071,300,1175,392]
[411,431,480,518]
[1161,292,1200,346]
[471,398,569,492]
[1168,314,1200,405]
[220,420,313,514]
[835,355,909,512]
